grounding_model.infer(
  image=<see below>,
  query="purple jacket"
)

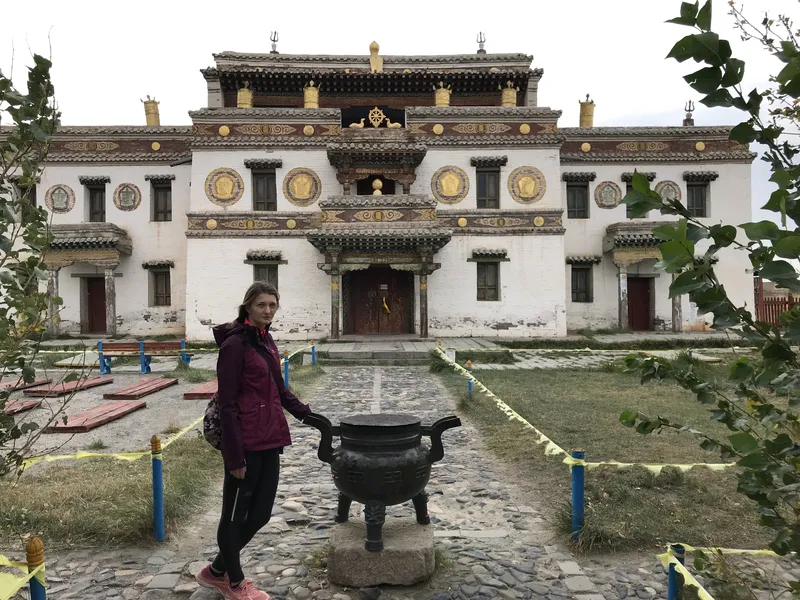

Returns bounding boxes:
[213,321,311,470]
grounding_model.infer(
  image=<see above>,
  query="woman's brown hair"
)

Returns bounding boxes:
[231,282,280,326]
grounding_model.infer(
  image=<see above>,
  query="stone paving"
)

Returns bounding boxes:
[4,365,695,600]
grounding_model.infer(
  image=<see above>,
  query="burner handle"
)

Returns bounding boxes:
[424,415,462,464]
[303,412,338,464]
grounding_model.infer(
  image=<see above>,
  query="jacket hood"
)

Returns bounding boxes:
[212,320,272,347]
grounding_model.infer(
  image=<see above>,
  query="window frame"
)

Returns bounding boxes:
[476,261,500,301]
[87,184,106,223]
[566,182,589,219]
[571,265,593,303]
[151,270,171,307]
[253,263,279,288]
[252,170,278,212]
[687,182,708,218]
[476,167,500,210]
[151,181,173,222]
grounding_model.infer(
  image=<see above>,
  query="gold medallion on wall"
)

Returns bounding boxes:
[655,180,681,203]
[594,181,622,209]
[113,183,142,211]
[45,184,75,213]
[431,166,469,205]
[283,168,322,207]
[507,166,546,204]
[205,168,245,207]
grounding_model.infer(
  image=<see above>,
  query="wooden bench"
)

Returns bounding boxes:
[47,400,146,433]
[97,341,192,375]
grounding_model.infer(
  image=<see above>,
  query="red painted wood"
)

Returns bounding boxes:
[103,378,178,400]
[183,380,217,400]
[4,400,42,415]
[627,278,652,331]
[0,378,52,391]
[87,277,106,334]
[47,400,146,433]
[24,377,114,398]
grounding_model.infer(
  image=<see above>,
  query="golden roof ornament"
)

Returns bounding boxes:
[237,81,253,109]
[368,106,386,128]
[500,81,519,107]
[369,41,383,73]
[304,80,320,109]
[579,94,595,128]
[141,95,160,126]
[372,178,383,196]
[434,81,452,107]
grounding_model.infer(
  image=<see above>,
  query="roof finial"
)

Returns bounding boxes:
[477,32,486,54]
[270,31,279,54]
[683,100,695,126]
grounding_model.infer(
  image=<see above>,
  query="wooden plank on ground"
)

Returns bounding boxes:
[24,377,114,398]
[4,400,42,415]
[183,380,217,400]
[103,378,178,400]
[47,400,146,433]
[0,378,52,391]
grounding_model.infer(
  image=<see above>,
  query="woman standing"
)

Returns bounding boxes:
[196,282,312,600]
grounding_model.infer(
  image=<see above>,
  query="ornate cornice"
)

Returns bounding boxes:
[407,107,560,118]
[244,159,283,170]
[561,151,756,163]
[46,152,191,163]
[320,195,436,209]
[683,171,720,182]
[561,172,596,182]
[189,108,340,119]
[620,172,657,182]
[560,126,734,137]
[470,156,508,168]
[425,134,564,146]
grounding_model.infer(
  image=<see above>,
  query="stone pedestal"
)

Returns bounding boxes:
[328,520,435,587]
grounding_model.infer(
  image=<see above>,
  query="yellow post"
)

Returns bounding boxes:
[26,537,45,600]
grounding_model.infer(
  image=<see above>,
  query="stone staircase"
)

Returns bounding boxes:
[312,337,501,366]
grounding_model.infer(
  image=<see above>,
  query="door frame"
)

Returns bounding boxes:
[342,266,415,335]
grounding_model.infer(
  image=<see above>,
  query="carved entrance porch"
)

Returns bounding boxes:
[344,265,414,335]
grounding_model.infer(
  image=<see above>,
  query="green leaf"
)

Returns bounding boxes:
[666,34,699,62]
[741,220,781,242]
[720,58,745,87]
[691,287,728,313]
[670,271,708,297]
[730,358,753,381]
[776,41,800,63]
[683,66,722,94]
[729,432,759,455]
[63,372,79,383]
[619,411,638,427]
[763,342,796,362]
[737,451,772,470]
[770,169,792,189]
[776,57,800,84]
[686,223,709,243]
[760,260,799,282]
[696,0,711,31]
[652,225,678,241]
[656,239,695,272]
[700,439,719,452]
[701,88,734,108]
[730,121,757,144]
[29,121,51,143]
[773,236,800,259]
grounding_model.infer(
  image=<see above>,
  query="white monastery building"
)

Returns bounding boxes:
[12,41,755,341]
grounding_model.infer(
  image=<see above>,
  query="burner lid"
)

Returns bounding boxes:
[340,413,421,428]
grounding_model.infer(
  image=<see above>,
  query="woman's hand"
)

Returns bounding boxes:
[230,467,247,480]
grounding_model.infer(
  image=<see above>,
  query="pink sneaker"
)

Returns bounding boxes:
[196,564,229,594]
[222,580,270,600]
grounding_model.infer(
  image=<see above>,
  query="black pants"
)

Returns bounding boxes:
[211,448,281,584]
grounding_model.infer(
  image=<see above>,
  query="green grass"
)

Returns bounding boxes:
[434,361,772,553]
[86,439,108,451]
[0,435,222,548]
[497,337,756,351]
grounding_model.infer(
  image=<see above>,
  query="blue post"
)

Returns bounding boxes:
[466,360,473,401]
[311,341,317,366]
[97,341,108,375]
[26,538,46,600]
[139,341,147,375]
[283,350,290,388]
[151,435,165,542]
[181,339,191,366]
[667,544,685,600]
[570,449,585,541]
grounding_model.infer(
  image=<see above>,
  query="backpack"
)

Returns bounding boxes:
[202,331,284,451]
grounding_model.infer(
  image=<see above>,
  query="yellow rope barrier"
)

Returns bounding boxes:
[0,556,45,600]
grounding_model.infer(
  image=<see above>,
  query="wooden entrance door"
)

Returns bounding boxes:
[627,278,652,331]
[86,278,107,334]
[347,267,414,335]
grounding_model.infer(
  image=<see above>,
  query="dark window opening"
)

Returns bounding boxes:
[571,266,593,303]
[254,264,279,288]
[88,185,106,222]
[477,262,500,301]
[152,183,172,222]
[687,183,708,218]
[477,168,500,209]
[566,183,589,219]
[341,106,406,129]
[356,176,395,196]
[152,270,171,307]
[253,171,277,211]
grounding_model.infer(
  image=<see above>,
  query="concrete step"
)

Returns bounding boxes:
[320,357,430,367]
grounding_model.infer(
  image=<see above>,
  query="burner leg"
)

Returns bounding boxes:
[364,499,386,552]
[412,490,431,525]
[335,493,352,523]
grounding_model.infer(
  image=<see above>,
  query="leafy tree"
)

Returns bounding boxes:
[0,53,69,476]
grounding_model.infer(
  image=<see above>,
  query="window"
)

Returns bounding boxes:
[477,262,499,301]
[566,183,589,219]
[254,264,278,288]
[152,182,172,222]
[571,266,593,303]
[476,168,500,209]
[15,184,36,219]
[624,183,648,219]
[687,183,708,218]
[151,270,171,307]
[253,171,277,211]
[88,185,106,222]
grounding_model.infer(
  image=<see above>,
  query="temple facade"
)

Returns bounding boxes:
[15,41,755,340]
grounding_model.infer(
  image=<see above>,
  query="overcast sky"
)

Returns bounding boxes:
[1,0,793,222]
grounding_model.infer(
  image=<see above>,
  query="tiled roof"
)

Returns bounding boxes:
[78,175,111,185]
[320,195,436,208]
[621,172,656,182]
[189,108,340,119]
[472,248,507,258]
[244,159,283,170]
[560,151,756,163]
[407,107,561,118]
[611,233,658,248]
[49,237,121,250]
[144,174,176,182]
[246,250,283,261]
[566,255,602,264]
[141,260,174,269]
[560,126,734,137]
[561,172,596,182]
[470,156,508,168]
[46,152,191,163]
[683,171,720,181]
[212,51,534,64]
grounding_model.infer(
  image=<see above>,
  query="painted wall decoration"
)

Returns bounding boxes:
[431,166,469,204]
[45,184,75,213]
[507,166,546,204]
[205,168,245,207]
[113,183,142,211]
[655,180,682,203]
[282,168,322,207]
[594,181,622,209]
